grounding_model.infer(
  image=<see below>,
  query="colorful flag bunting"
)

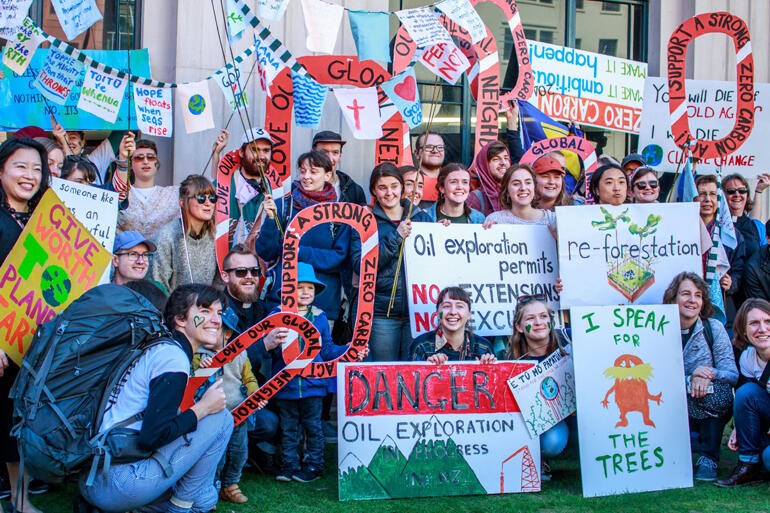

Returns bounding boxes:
[214,60,249,111]
[300,0,344,54]
[292,71,328,129]
[225,0,248,45]
[348,10,391,63]
[133,84,173,137]
[419,41,470,85]
[177,80,215,133]
[333,87,382,140]
[77,66,128,123]
[254,29,286,95]
[257,0,291,22]
[2,16,42,75]
[33,49,82,105]
[396,6,453,48]
[0,0,33,39]
[379,68,423,129]
[50,0,103,41]
[435,0,486,43]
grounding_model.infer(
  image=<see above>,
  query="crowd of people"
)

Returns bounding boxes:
[1,104,770,512]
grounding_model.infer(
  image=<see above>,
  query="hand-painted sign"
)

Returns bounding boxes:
[0,0,33,39]
[50,0,103,41]
[404,223,559,338]
[214,60,249,111]
[133,84,173,137]
[555,203,701,308]
[0,48,150,130]
[526,41,647,133]
[419,41,470,85]
[33,49,82,105]
[571,305,692,497]
[50,177,118,284]
[0,189,111,365]
[337,361,539,500]
[2,16,42,75]
[507,345,576,438]
[76,66,127,123]
[638,77,768,175]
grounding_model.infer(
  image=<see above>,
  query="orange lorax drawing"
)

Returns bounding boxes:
[601,354,662,428]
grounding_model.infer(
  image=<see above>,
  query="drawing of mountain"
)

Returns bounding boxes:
[338,452,389,501]
[367,435,408,492]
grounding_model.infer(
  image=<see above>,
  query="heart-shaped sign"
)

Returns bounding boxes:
[393,75,416,102]
[184,202,378,425]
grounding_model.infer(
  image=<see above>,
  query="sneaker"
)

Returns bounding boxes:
[219,484,248,504]
[715,462,763,488]
[28,479,49,495]
[276,467,295,482]
[292,467,322,483]
[694,456,718,481]
[540,460,552,482]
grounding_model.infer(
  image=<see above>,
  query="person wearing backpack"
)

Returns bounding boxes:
[663,272,738,482]
[78,284,233,513]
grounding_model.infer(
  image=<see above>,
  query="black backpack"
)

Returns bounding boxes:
[10,284,175,484]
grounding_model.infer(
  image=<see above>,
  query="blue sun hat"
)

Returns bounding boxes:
[296,262,326,294]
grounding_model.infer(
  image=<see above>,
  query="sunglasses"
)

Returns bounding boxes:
[725,188,748,196]
[518,293,546,305]
[634,180,658,190]
[225,267,259,278]
[190,194,217,204]
[132,153,158,162]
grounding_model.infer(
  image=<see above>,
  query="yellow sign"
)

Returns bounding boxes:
[0,189,111,365]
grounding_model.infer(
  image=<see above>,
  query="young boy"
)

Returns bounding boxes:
[194,307,264,504]
[265,263,366,482]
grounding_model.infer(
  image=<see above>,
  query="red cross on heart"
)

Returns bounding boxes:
[393,75,416,102]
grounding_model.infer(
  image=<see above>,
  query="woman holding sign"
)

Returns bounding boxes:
[589,163,628,206]
[0,137,50,513]
[663,272,738,481]
[507,295,571,481]
[483,164,556,228]
[357,163,430,361]
[425,164,485,224]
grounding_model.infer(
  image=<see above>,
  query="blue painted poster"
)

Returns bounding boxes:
[0,48,150,130]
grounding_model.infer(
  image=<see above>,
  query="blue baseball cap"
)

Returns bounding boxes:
[114,231,157,253]
[296,262,326,294]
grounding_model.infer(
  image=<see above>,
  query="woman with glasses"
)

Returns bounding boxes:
[117,139,180,240]
[152,175,220,292]
[255,151,351,319]
[722,174,767,261]
[629,166,660,203]
[507,294,571,481]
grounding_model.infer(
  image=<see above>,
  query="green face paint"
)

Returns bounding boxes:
[547,321,552,329]
[439,312,443,320]
[525,324,532,333]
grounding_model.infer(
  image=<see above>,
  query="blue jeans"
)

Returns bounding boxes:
[275,397,324,471]
[79,409,233,513]
[248,406,280,453]
[216,422,247,487]
[541,421,569,458]
[734,383,770,464]
[689,413,731,462]
[368,316,412,361]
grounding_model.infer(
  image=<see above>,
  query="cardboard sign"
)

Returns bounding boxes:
[2,16,42,75]
[50,178,118,285]
[50,0,103,41]
[571,305,692,497]
[666,12,754,161]
[519,135,597,204]
[638,77,768,175]
[404,223,559,338]
[419,41,470,85]
[0,189,111,365]
[337,361,539,500]
[507,346,576,438]
[76,67,127,123]
[0,49,150,130]
[33,49,83,105]
[526,41,647,133]
[556,203,701,308]
[133,84,173,137]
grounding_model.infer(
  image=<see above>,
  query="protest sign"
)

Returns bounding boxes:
[526,41,646,133]
[177,80,215,133]
[253,32,286,95]
[556,203,701,308]
[0,48,150,130]
[51,177,118,284]
[404,223,559,338]
[133,84,173,137]
[0,0,33,39]
[507,345,576,438]
[379,68,422,129]
[638,77,768,175]
[300,0,344,54]
[76,67,127,123]
[257,0,290,22]
[435,0,485,43]
[50,0,103,41]
[396,6,453,48]
[2,17,42,75]
[214,61,249,111]
[0,189,111,365]
[666,12,754,162]
[337,361,539,500]
[571,305,692,497]
[334,87,383,140]
[33,49,83,105]
[419,41,470,85]
[224,0,247,45]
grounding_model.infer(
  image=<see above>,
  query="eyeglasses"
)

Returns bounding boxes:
[225,267,259,278]
[115,251,154,261]
[190,194,217,204]
[725,188,748,196]
[518,293,546,305]
[422,144,445,153]
[132,153,158,162]
[634,180,658,190]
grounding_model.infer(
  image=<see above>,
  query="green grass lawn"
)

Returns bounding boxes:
[23,445,770,513]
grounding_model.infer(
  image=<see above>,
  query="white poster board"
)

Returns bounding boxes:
[337,361,540,501]
[555,203,701,308]
[526,41,647,133]
[571,305,692,497]
[404,223,559,338]
[507,345,576,438]
[51,177,117,284]
[637,77,770,176]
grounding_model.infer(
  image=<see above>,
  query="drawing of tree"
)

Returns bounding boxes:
[591,207,630,246]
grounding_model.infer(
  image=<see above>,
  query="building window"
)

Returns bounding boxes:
[602,1,622,12]
[539,30,554,44]
[575,38,582,49]
[598,38,618,56]
[576,0,585,9]
[29,0,140,49]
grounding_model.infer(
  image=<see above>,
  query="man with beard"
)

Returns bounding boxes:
[220,243,281,475]
[413,132,446,209]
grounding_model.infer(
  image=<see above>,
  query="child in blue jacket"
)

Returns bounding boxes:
[264,263,366,482]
